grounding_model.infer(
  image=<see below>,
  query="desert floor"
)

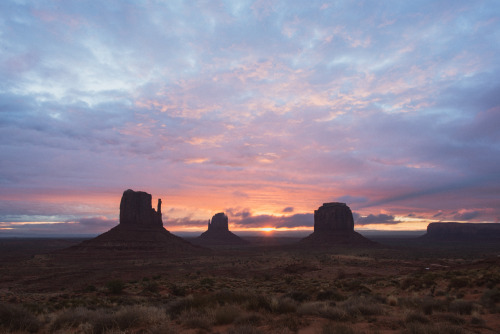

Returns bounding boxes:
[0,236,499,333]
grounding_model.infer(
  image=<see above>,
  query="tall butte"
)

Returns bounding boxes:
[301,202,374,246]
[193,212,247,246]
[70,189,200,254]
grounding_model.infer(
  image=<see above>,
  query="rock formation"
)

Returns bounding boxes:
[422,222,500,241]
[193,212,247,246]
[119,189,163,228]
[301,202,374,246]
[314,202,354,233]
[68,189,201,254]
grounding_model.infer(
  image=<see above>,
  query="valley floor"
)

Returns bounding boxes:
[0,237,499,333]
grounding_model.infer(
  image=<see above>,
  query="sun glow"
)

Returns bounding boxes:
[260,227,275,233]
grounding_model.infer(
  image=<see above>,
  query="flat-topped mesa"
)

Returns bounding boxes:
[301,202,375,246]
[314,202,354,233]
[207,212,229,231]
[119,189,163,228]
[423,222,500,241]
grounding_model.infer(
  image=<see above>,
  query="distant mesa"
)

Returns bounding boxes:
[301,202,375,246]
[422,222,500,241]
[69,189,201,254]
[193,212,247,246]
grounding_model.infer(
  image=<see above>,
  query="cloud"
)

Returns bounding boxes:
[234,212,314,229]
[1,1,500,234]
[355,214,400,226]
[0,216,117,235]
[282,207,294,213]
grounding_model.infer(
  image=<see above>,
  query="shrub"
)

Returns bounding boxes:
[342,296,384,316]
[322,323,356,334]
[0,303,40,333]
[271,297,297,314]
[227,325,263,334]
[449,300,474,315]
[405,311,430,324]
[285,291,310,302]
[234,312,263,326]
[246,294,272,312]
[106,280,125,294]
[214,305,240,325]
[403,322,466,334]
[200,277,215,287]
[143,281,160,293]
[420,297,447,315]
[51,305,169,333]
[448,277,468,290]
[170,283,187,296]
[317,289,346,301]
[50,307,94,331]
[480,288,500,308]
[181,309,214,329]
[297,301,349,321]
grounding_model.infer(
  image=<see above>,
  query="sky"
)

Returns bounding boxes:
[1,0,499,236]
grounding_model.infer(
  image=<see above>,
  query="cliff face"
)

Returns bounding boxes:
[302,202,374,246]
[423,222,500,241]
[195,212,246,246]
[119,189,162,228]
[207,212,229,232]
[314,203,354,233]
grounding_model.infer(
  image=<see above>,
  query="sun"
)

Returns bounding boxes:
[260,227,275,233]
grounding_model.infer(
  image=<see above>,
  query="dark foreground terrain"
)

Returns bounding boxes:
[1,236,500,334]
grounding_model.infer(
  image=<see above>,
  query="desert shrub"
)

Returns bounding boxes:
[106,279,125,294]
[0,303,41,333]
[181,309,214,329]
[234,312,263,326]
[433,312,465,325]
[200,277,215,287]
[317,289,346,301]
[112,306,168,332]
[227,325,263,334]
[404,311,430,324]
[168,295,210,317]
[470,313,485,326]
[342,296,383,316]
[420,297,447,315]
[143,281,160,293]
[215,305,241,325]
[271,297,297,314]
[321,322,357,334]
[386,295,398,306]
[246,294,272,312]
[449,299,474,315]
[214,289,249,305]
[51,305,169,333]
[480,287,500,308]
[90,312,116,334]
[50,307,94,330]
[285,291,310,302]
[170,283,187,296]
[448,277,469,290]
[297,301,349,321]
[271,314,307,332]
[402,322,466,334]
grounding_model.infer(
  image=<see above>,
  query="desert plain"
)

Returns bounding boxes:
[0,235,499,334]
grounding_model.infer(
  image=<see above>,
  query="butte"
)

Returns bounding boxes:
[67,189,201,255]
[193,212,247,247]
[301,202,375,247]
